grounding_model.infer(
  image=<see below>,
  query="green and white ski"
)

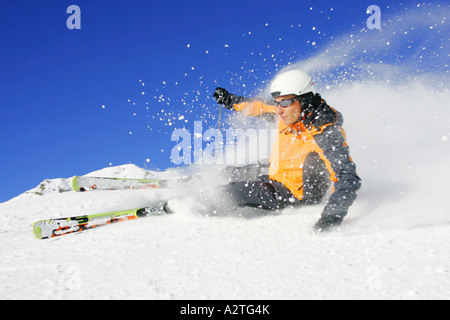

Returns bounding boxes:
[72,176,168,192]
[33,203,171,239]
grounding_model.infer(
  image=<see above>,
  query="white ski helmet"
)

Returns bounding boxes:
[270,69,315,98]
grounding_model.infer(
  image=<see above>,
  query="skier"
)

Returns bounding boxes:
[211,69,361,232]
[33,70,362,239]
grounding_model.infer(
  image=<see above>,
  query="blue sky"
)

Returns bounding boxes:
[0,0,447,202]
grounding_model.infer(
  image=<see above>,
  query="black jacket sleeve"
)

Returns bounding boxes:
[310,107,362,218]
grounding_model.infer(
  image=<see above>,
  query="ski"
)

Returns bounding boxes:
[72,176,168,192]
[32,203,171,239]
[70,163,269,193]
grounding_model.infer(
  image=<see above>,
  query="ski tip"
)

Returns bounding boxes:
[32,221,43,239]
[72,176,80,192]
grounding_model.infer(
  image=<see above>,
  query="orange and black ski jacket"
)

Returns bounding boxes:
[233,99,361,216]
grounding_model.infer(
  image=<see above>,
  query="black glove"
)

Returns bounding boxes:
[213,87,246,110]
[313,214,344,233]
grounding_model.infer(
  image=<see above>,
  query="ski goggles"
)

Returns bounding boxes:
[274,98,299,108]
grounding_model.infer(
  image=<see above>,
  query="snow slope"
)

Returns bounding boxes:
[1,5,450,300]
[1,102,450,300]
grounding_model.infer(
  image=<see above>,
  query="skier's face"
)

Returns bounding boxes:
[275,95,302,125]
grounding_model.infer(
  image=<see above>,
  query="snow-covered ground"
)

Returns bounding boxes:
[1,77,449,300]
